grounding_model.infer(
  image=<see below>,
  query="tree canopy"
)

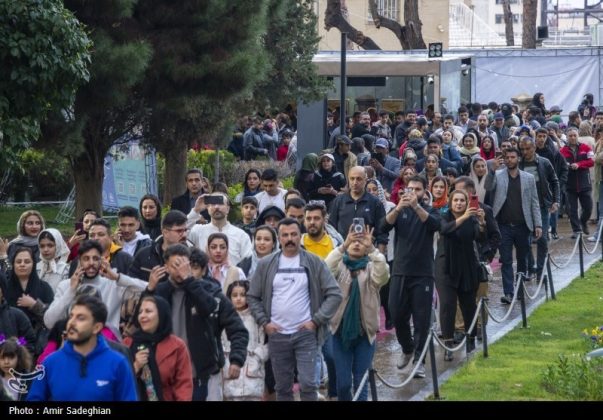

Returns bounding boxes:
[0,0,91,168]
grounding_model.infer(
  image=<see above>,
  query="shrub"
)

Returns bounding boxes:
[582,326,603,349]
[541,354,603,400]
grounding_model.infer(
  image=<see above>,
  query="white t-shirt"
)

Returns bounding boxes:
[255,189,287,213]
[270,254,311,334]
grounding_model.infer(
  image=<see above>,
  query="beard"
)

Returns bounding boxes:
[83,267,100,280]
[307,225,324,239]
[67,328,94,345]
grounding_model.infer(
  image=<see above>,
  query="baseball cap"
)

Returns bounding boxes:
[336,135,352,145]
[375,138,389,149]
[494,112,504,120]
[517,125,531,133]
[549,105,562,113]
[320,153,335,162]
[545,121,559,131]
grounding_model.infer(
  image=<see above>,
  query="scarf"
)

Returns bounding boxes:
[130,296,172,401]
[338,253,369,350]
[38,229,70,263]
[459,146,480,156]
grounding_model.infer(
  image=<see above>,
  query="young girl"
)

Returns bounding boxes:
[37,229,70,292]
[0,336,33,401]
[221,281,267,401]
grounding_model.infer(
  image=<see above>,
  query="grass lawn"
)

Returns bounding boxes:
[438,262,603,401]
[0,206,70,239]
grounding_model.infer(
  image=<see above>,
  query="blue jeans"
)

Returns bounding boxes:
[268,330,318,401]
[528,207,550,277]
[499,223,531,296]
[331,334,376,401]
[321,333,337,398]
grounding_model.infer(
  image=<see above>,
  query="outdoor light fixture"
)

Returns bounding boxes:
[428,42,442,58]
[461,64,469,76]
[427,75,434,85]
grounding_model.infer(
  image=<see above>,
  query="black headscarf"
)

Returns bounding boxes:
[129,295,172,401]
[139,195,162,241]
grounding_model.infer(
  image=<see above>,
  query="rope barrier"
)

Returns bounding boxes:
[549,233,581,268]
[522,255,549,300]
[581,222,603,255]
[483,275,523,323]
[432,299,483,352]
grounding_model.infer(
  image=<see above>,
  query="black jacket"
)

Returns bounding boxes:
[478,203,501,263]
[309,168,346,207]
[328,191,388,246]
[171,193,194,215]
[153,277,248,381]
[129,238,166,282]
[536,139,569,189]
[519,155,560,210]
[0,300,36,355]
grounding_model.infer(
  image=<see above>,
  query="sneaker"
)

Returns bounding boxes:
[500,294,512,304]
[581,224,590,235]
[397,352,413,369]
[413,363,426,379]
[587,235,597,243]
[551,232,559,240]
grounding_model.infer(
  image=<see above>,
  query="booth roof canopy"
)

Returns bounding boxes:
[313,51,472,77]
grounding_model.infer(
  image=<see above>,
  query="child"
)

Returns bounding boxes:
[37,228,70,292]
[0,336,33,401]
[222,281,267,401]
[277,130,293,162]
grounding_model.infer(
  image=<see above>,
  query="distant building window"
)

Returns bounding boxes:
[495,13,520,24]
[495,0,518,4]
[368,0,400,22]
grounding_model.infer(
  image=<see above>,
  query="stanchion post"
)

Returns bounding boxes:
[543,271,549,301]
[579,232,584,278]
[546,255,556,300]
[519,275,528,328]
[480,298,489,358]
[428,333,440,400]
[368,368,378,401]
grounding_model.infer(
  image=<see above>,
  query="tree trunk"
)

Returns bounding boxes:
[162,141,188,208]
[522,0,537,49]
[502,0,514,46]
[324,0,382,50]
[403,0,426,49]
[72,142,105,217]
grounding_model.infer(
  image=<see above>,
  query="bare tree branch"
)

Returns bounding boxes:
[502,0,515,46]
[325,0,382,50]
[367,0,426,50]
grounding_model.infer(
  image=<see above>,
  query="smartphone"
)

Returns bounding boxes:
[469,194,479,210]
[352,217,365,234]
[495,151,503,159]
[204,195,224,205]
[74,222,87,237]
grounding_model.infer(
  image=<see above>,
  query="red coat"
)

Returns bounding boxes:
[124,334,193,401]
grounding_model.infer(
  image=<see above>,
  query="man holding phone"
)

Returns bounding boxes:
[188,193,252,266]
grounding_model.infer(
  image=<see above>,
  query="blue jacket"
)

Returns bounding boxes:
[27,335,137,401]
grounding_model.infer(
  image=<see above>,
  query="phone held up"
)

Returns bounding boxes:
[352,217,365,234]
[204,195,224,205]
[74,222,87,239]
[469,194,479,210]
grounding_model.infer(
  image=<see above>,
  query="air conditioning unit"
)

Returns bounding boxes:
[590,24,603,46]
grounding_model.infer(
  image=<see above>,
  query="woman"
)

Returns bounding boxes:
[430,176,449,215]
[294,154,319,201]
[124,295,193,401]
[67,209,98,262]
[479,135,496,161]
[3,247,54,356]
[237,225,277,278]
[6,211,45,264]
[591,127,603,242]
[206,233,246,294]
[138,195,162,241]
[234,169,262,204]
[325,226,389,401]
[459,133,481,175]
[36,229,70,292]
[391,166,417,205]
[419,153,443,187]
[435,190,486,361]
[469,156,490,204]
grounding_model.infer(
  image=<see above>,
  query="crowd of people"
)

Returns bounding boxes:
[0,92,602,402]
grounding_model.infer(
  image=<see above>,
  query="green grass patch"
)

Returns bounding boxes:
[438,262,603,401]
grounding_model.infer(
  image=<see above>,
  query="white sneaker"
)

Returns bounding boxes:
[397,352,413,369]
[587,235,597,243]
[413,362,426,379]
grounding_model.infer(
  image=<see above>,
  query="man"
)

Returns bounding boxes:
[243,116,272,160]
[247,219,342,401]
[328,166,387,253]
[45,240,148,334]
[253,168,288,213]
[476,113,498,146]
[170,169,207,215]
[372,110,392,140]
[115,206,152,257]
[434,114,463,144]
[129,210,188,282]
[29,295,137,401]
[68,219,133,277]
[416,137,457,174]
[235,196,258,239]
[380,175,441,378]
[149,244,248,401]
[393,110,417,149]
[302,201,344,259]
[485,148,542,304]
[519,137,560,280]
[351,111,371,139]
[285,198,306,228]
[370,138,401,192]
[328,116,354,149]
[560,128,595,237]
[332,135,357,181]
[456,106,476,134]
[490,112,510,146]
[188,193,252,266]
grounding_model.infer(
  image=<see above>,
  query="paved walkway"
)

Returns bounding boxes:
[367,217,602,401]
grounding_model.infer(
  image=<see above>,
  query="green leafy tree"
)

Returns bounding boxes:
[135,0,271,204]
[0,0,90,168]
[40,0,152,216]
[245,0,331,111]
